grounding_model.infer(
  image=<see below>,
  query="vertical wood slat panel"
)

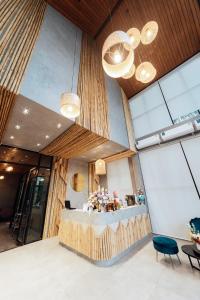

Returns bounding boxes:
[43,157,68,239]
[0,0,46,141]
[77,33,109,139]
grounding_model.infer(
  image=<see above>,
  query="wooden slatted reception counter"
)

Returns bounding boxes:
[58,205,151,266]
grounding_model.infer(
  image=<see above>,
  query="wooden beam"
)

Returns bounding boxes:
[104,149,135,163]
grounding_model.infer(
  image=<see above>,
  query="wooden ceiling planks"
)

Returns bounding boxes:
[46,0,119,37]
[96,0,200,98]
[41,124,108,159]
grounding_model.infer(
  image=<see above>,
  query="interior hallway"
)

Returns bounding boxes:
[0,222,17,253]
[0,237,199,300]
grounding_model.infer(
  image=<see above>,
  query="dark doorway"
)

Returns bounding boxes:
[0,145,52,252]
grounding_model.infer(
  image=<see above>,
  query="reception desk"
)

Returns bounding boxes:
[58,205,151,266]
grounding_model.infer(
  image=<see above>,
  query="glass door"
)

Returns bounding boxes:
[17,168,38,244]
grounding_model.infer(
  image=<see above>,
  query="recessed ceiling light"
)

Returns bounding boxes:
[0,175,5,180]
[57,123,62,129]
[15,124,21,130]
[37,143,41,147]
[45,135,50,139]
[23,108,29,115]
[6,166,13,172]
[10,136,14,140]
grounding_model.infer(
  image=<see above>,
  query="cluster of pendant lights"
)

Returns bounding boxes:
[102,21,158,82]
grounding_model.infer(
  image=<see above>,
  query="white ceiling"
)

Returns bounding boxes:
[75,141,127,162]
[2,94,74,152]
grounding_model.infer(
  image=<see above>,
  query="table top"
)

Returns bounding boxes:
[181,244,200,259]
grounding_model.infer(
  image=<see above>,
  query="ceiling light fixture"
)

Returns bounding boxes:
[141,21,158,45]
[0,175,5,180]
[10,136,14,140]
[95,159,106,175]
[122,64,136,79]
[60,30,80,119]
[15,125,21,130]
[37,143,41,147]
[136,62,157,83]
[102,21,158,84]
[6,166,13,172]
[23,108,29,115]
[57,123,62,129]
[45,135,50,139]
[102,31,134,78]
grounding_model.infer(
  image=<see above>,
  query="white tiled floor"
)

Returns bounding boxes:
[0,237,199,300]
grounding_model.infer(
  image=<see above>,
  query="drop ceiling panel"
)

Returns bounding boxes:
[2,94,74,152]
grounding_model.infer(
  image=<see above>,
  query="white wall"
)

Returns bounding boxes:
[129,54,200,139]
[66,159,88,209]
[129,82,172,139]
[20,5,82,115]
[107,158,133,200]
[139,142,200,240]
[105,75,129,148]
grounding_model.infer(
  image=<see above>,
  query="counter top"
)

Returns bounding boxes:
[61,205,147,226]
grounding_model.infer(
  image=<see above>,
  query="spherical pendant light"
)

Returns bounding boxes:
[95,159,106,175]
[141,21,158,45]
[135,62,156,83]
[102,31,134,78]
[122,64,135,79]
[124,28,140,50]
[60,92,80,118]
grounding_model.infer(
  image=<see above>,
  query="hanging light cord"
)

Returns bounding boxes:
[71,29,78,93]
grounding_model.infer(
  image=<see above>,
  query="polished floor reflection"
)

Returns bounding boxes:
[0,237,199,300]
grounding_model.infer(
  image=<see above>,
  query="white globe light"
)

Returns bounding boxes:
[125,28,141,50]
[102,31,134,78]
[122,64,135,79]
[141,21,158,45]
[60,93,80,119]
[136,62,156,83]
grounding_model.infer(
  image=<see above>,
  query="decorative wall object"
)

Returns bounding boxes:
[41,124,108,159]
[77,33,109,139]
[43,157,68,238]
[0,0,46,141]
[59,213,151,261]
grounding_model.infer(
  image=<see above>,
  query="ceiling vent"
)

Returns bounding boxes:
[136,134,161,149]
[161,122,194,141]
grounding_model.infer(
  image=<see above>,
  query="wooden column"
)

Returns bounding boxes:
[43,157,68,238]
[0,0,46,141]
[77,33,109,139]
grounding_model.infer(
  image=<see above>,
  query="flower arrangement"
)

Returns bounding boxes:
[188,223,200,250]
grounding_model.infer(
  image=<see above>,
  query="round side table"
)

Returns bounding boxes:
[182,244,200,271]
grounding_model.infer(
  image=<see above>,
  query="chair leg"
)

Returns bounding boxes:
[169,255,174,268]
[156,251,158,261]
[176,254,181,264]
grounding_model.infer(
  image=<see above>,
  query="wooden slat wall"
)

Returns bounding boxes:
[43,157,68,238]
[88,162,100,193]
[41,124,108,159]
[77,33,109,139]
[59,213,152,261]
[0,0,46,141]
[121,88,136,151]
